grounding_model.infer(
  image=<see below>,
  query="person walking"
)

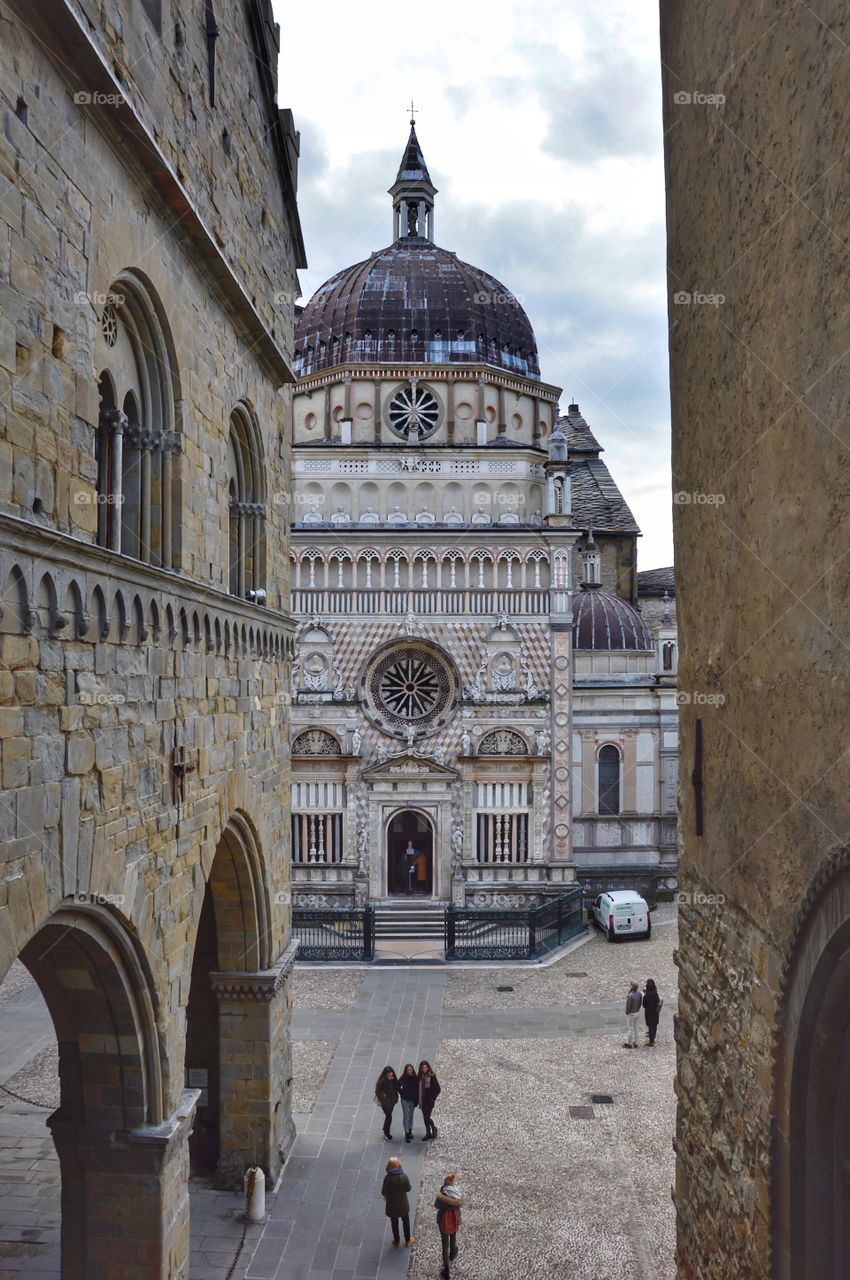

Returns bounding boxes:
[418,1059,441,1139]
[435,1171,464,1279]
[381,1156,414,1248]
[642,978,663,1045]
[623,981,642,1048]
[375,1066,400,1141]
[399,1062,419,1143]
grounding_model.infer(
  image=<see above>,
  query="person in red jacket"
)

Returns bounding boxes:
[434,1171,464,1279]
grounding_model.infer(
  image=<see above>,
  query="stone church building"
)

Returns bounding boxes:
[287,124,679,909]
[0,1,302,1275]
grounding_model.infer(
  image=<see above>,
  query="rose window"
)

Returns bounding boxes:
[387,383,440,441]
[361,643,458,739]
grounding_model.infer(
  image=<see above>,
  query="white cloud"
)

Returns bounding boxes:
[274,0,673,568]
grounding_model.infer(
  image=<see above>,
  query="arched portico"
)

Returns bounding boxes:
[186,813,296,1188]
[13,903,193,1280]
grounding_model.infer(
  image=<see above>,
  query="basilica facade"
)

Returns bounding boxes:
[287,124,679,908]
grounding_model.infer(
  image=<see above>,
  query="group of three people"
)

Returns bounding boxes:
[375,1060,441,1142]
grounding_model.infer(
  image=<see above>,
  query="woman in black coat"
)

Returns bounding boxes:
[375,1066,400,1140]
[643,978,663,1045]
[418,1059,441,1140]
[399,1062,419,1143]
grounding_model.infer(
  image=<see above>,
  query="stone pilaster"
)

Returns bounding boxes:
[48,1091,198,1280]
[210,941,298,1187]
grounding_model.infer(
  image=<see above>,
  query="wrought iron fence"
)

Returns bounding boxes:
[292,906,375,961]
[445,887,585,961]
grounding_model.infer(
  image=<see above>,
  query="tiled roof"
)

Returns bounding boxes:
[557,403,640,536]
[571,456,640,535]
[637,566,676,596]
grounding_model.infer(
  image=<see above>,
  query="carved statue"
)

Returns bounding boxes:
[351,727,362,756]
[536,726,550,755]
[332,658,345,700]
[461,730,472,755]
[407,203,419,236]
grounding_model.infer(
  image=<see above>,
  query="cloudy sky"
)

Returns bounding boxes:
[274,0,673,569]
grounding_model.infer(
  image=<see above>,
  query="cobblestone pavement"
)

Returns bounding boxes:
[292,1041,337,1116]
[0,919,677,1279]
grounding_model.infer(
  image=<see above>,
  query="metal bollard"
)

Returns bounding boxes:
[244,1166,266,1222]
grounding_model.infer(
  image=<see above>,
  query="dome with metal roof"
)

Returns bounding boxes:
[293,123,540,381]
[572,589,654,652]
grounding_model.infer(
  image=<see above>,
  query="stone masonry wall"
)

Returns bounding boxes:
[661,3,850,1276]
[0,0,301,1218]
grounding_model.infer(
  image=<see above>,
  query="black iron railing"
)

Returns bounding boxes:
[292,906,375,961]
[445,887,585,961]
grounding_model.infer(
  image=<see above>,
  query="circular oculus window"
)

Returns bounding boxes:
[361,643,457,739]
[387,383,440,441]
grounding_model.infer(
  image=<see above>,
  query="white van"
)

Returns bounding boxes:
[590,890,651,942]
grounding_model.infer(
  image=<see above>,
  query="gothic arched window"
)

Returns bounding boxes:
[598,745,621,815]
[227,404,266,599]
[95,274,180,567]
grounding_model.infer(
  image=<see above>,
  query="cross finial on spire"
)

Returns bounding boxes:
[408,98,416,126]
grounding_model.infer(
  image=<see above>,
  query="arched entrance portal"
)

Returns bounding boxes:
[387,810,434,897]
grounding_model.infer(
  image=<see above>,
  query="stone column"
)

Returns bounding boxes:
[140,437,152,562]
[162,442,173,569]
[373,379,382,442]
[104,408,126,553]
[210,941,298,1187]
[48,1091,197,1280]
[446,377,455,441]
[497,384,507,435]
[323,383,332,439]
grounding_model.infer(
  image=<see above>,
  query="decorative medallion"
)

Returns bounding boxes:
[477,728,528,756]
[361,642,458,739]
[291,728,342,756]
[101,303,118,348]
[387,383,441,441]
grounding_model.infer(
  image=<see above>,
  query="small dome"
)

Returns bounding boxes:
[572,590,654,651]
[294,241,540,379]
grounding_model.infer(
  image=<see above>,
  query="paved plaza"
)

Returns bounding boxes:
[0,913,677,1279]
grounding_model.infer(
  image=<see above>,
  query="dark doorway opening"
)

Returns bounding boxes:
[185,886,220,1174]
[387,810,434,897]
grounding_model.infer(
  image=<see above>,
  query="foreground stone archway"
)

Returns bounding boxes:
[17,903,193,1280]
[186,812,296,1187]
[773,851,850,1280]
